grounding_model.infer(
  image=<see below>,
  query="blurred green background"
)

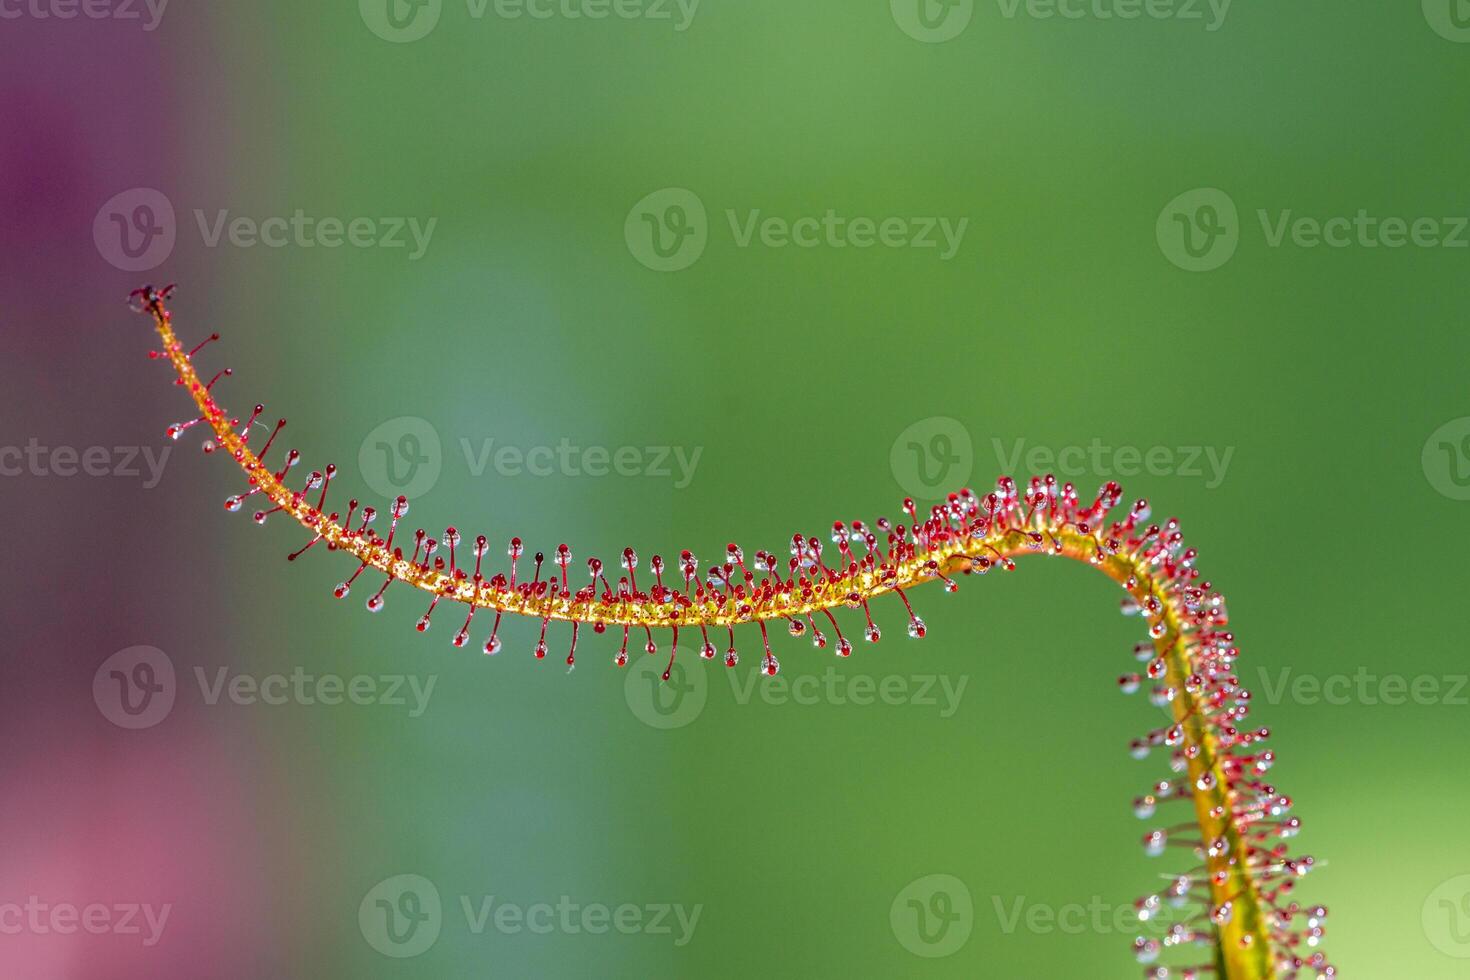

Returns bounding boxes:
[5,1,1470,977]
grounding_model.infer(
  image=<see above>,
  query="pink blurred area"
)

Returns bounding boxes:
[0,735,263,977]
[0,14,272,980]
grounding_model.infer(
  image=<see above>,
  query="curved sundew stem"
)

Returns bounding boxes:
[158,310,955,627]
[131,286,1329,980]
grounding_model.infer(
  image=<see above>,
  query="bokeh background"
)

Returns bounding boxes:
[3,2,1469,976]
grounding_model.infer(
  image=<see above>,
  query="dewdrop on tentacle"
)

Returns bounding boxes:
[449,531,487,648]
[130,285,1330,980]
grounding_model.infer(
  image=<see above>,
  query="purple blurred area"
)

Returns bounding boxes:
[0,16,270,978]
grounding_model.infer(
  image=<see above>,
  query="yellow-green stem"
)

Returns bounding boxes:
[151,300,1279,978]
